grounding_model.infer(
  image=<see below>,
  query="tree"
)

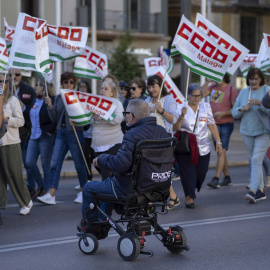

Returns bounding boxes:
[109,30,141,82]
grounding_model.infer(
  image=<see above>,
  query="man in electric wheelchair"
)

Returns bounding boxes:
[77,99,189,261]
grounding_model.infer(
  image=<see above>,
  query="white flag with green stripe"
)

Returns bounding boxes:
[144,48,174,77]
[239,54,257,78]
[195,13,249,76]
[8,13,51,73]
[172,15,233,82]
[0,38,9,71]
[60,89,117,126]
[4,18,15,56]
[74,46,108,80]
[47,24,88,62]
[256,39,270,76]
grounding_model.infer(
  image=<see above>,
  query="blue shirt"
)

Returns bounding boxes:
[30,98,44,139]
[232,85,270,136]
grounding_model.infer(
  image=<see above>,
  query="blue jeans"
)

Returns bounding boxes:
[50,128,87,190]
[212,122,234,150]
[26,133,55,191]
[82,177,126,221]
[22,137,35,190]
[242,134,270,191]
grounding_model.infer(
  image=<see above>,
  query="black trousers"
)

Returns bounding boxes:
[84,138,95,180]
[176,152,210,200]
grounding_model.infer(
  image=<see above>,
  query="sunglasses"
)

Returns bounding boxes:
[130,87,137,91]
[9,73,21,77]
[120,86,128,91]
[122,111,135,118]
[63,80,75,84]
[0,80,8,84]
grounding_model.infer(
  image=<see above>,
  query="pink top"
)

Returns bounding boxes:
[208,83,238,124]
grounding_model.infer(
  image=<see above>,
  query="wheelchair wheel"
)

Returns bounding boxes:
[79,233,99,255]
[166,227,187,254]
[117,233,141,261]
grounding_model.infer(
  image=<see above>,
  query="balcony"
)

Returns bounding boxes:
[78,8,166,35]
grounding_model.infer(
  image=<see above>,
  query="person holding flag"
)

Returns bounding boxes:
[25,77,56,200]
[37,72,88,205]
[0,73,33,215]
[173,83,222,209]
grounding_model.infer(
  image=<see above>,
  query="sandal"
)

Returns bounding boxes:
[166,196,180,210]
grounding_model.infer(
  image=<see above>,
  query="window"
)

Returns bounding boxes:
[241,16,256,53]
[128,0,140,30]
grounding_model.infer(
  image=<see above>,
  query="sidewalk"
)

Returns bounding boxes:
[23,120,248,179]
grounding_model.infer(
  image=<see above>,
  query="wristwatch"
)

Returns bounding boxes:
[160,108,165,115]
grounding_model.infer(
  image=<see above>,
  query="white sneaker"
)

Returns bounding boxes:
[20,200,33,215]
[74,191,83,204]
[74,185,81,191]
[37,193,56,205]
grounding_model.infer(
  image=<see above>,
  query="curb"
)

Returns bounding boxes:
[23,161,249,179]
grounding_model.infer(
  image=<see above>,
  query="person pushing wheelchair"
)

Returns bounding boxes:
[81,99,170,222]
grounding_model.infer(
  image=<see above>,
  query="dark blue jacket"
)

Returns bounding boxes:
[28,96,57,136]
[98,116,169,191]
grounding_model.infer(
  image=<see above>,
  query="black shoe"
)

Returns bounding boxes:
[255,190,266,201]
[207,177,220,189]
[185,202,195,209]
[245,191,256,203]
[220,177,232,186]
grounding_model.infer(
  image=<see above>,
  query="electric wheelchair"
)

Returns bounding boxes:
[77,137,189,261]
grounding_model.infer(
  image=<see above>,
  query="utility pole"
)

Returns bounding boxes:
[180,0,192,95]
[91,0,97,95]
[55,0,62,94]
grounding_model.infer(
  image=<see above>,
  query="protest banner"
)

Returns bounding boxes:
[172,15,233,83]
[154,66,185,105]
[0,38,9,71]
[74,46,108,80]
[4,18,15,55]
[195,13,249,76]
[144,47,174,77]
[239,54,257,78]
[47,24,88,62]
[256,38,270,76]
[8,13,52,74]
[60,89,117,125]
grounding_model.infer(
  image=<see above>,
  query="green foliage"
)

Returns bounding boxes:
[109,30,141,82]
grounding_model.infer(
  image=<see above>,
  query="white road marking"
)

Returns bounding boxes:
[1,211,269,253]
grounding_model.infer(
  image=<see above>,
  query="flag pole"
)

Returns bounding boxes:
[45,79,49,98]
[72,125,91,177]
[185,68,191,105]
[157,55,172,101]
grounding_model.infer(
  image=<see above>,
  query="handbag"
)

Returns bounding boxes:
[174,109,199,154]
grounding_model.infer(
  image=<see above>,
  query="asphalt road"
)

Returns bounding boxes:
[1,166,270,270]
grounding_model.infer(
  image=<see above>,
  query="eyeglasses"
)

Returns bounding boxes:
[63,80,75,84]
[122,111,135,118]
[9,73,21,77]
[0,80,8,84]
[191,94,202,99]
